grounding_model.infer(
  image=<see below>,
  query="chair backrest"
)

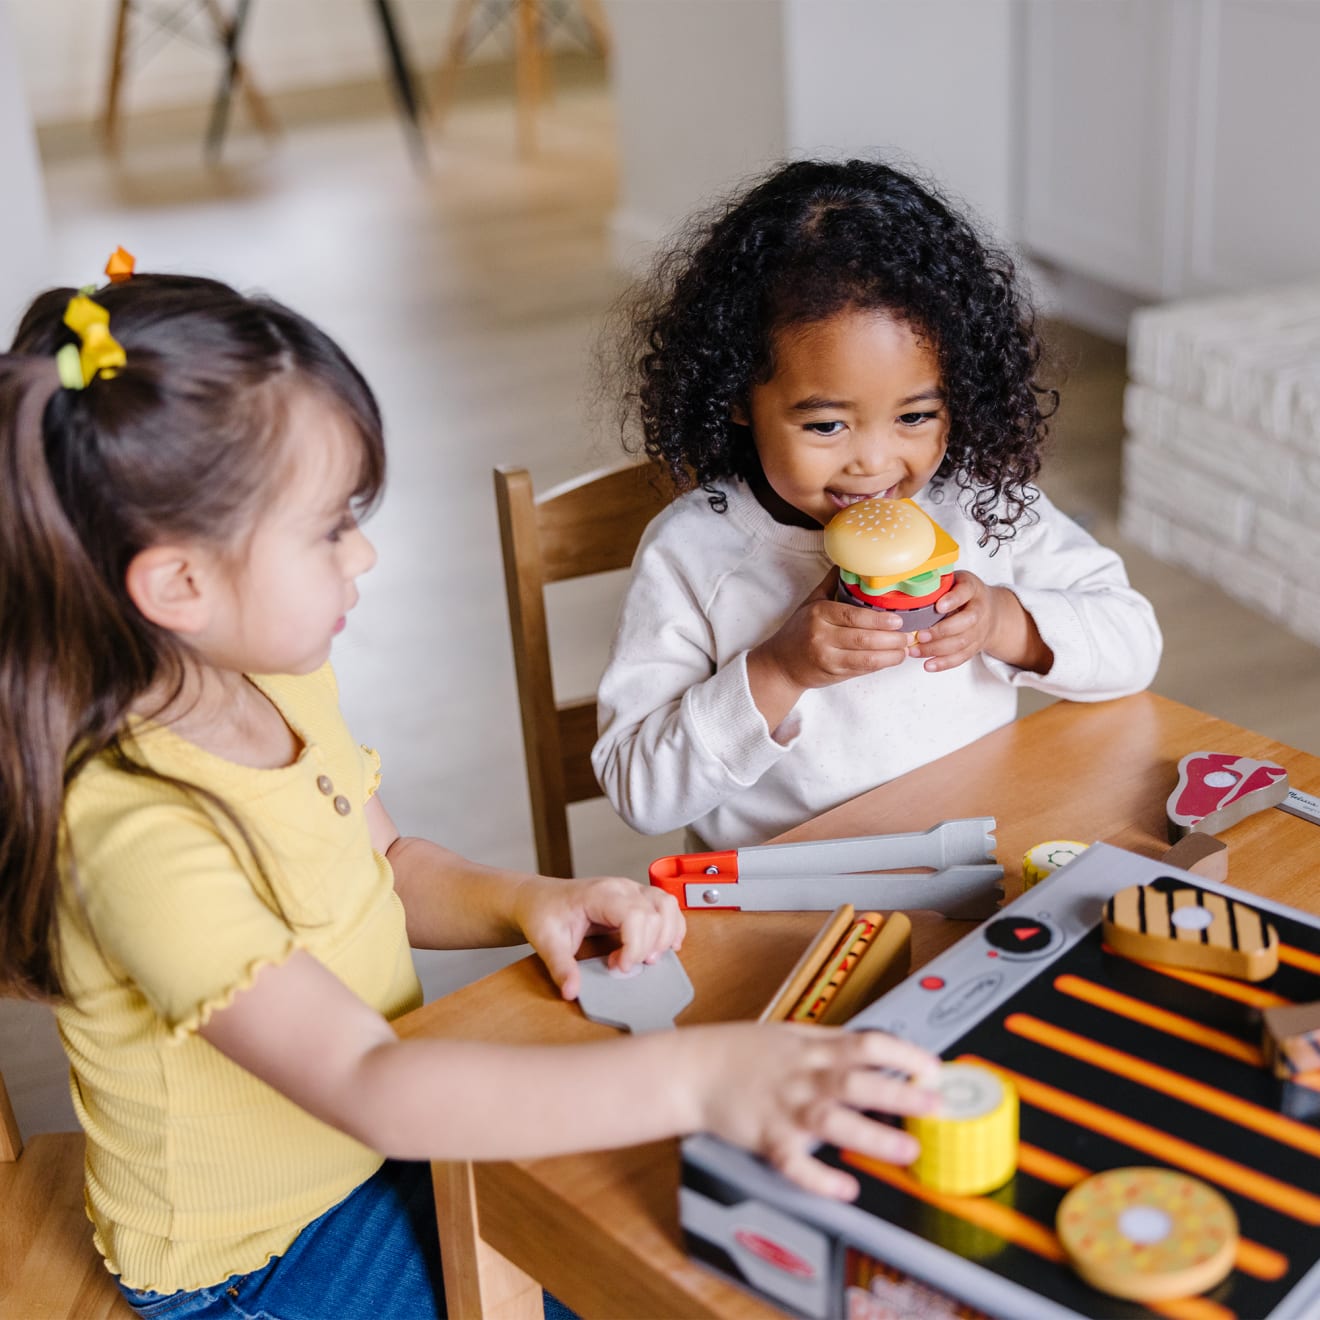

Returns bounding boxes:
[494,461,673,877]
[0,1064,21,1162]
[0,1048,134,1317]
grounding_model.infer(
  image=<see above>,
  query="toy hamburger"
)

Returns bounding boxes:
[824,497,960,630]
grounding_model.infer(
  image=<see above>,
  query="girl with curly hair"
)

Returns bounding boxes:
[593,158,1161,850]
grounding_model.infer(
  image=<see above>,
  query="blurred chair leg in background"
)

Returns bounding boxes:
[431,0,610,158]
[205,0,426,167]
[102,0,278,155]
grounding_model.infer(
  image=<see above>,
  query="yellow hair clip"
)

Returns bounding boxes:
[57,293,126,389]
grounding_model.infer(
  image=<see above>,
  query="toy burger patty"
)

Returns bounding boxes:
[823,497,959,609]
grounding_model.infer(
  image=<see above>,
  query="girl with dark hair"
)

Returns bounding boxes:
[593,159,1162,850]
[0,261,938,1319]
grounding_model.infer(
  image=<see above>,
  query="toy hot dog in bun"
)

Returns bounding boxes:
[824,497,960,630]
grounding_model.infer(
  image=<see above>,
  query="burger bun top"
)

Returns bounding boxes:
[823,497,937,578]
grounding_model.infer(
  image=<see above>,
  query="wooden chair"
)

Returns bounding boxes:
[101,0,279,154]
[0,1057,132,1317]
[432,0,611,157]
[494,461,673,878]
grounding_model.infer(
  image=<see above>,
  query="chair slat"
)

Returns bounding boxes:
[538,464,672,583]
[558,700,602,803]
[0,1098,133,1315]
[494,462,673,875]
[0,1070,21,1162]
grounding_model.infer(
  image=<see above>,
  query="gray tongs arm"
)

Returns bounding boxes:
[682,864,1004,920]
[737,818,998,878]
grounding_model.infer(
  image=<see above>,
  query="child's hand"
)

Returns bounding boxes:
[904,570,997,671]
[750,570,911,699]
[907,573,1052,675]
[694,1023,941,1199]
[513,875,686,1001]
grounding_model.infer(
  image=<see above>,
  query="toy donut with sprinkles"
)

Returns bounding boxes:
[1056,1166,1238,1302]
[823,497,960,630]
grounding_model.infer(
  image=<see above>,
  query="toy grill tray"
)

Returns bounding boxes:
[682,844,1320,1320]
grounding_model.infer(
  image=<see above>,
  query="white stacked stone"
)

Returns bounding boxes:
[1119,284,1320,648]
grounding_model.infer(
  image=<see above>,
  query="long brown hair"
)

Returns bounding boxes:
[0,273,384,998]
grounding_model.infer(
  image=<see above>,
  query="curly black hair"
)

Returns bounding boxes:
[605,158,1057,546]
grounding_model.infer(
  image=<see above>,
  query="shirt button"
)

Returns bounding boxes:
[316,775,334,795]
[333,795,351,816]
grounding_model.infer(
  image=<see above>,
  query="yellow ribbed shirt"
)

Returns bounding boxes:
[55,664,423,1293]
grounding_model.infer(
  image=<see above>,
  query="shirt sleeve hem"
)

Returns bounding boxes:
[167,937,307,1042]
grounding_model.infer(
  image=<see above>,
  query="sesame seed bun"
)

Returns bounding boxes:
[824,497,937,579]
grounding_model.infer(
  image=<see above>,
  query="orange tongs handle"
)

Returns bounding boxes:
[647,849,740,905]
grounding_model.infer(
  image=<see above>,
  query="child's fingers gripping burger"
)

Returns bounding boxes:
[823,497,960,631]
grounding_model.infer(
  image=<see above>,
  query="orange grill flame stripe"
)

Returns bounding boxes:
[959,1055,1320,1224]
[1005,1013,1320,1159]
[1279,944,1320,977]
[1053,974,1264,1066]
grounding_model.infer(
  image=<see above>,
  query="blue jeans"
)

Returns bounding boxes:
[118,1159,577,1320]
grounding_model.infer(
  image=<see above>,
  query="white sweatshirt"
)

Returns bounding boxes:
[592,480,1162,851]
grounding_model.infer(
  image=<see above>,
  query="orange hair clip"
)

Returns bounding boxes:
[104,246,135,283]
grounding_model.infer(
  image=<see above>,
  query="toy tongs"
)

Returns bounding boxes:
[648,818,1004,920]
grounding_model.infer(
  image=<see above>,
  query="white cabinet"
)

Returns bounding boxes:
[1021,0,1320,304]
[1187,2,1320,292]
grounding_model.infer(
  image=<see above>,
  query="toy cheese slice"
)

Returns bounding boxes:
[1103,880,1279,982]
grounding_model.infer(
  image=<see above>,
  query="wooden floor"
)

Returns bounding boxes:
[6,80,1319,1136]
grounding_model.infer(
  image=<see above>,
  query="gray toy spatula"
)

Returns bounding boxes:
[575,949,694,1033]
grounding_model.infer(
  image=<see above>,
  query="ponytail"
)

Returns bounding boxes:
[0,272,385,998]
[0,358,151,995]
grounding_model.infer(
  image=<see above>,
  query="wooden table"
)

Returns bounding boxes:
[393,693,1320,1318]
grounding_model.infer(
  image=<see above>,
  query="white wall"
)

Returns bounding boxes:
[0,1,51,338]
[782,0,1016,238]
[605,0,787,264]
[605,0,1020,267]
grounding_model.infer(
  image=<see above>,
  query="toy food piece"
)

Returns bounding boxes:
[904,1062,1017,1196]
[817,911,910,1026]
[1056,1167,1237,1302]
[1159,833,1229,883]
[1261,1000,1320,1078]
[1103,880,1278,982]
[1280,1069,1320,1124]
[1166,751,1289,843]
[762,908,912,1026]
[823,497,959,630]
[761,905,856,1022]
[1022,840,1088,889]
[790,912,883,1023]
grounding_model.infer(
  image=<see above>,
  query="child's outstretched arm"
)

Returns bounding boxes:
[199,949,940,1199]
[368,797,684,1000]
